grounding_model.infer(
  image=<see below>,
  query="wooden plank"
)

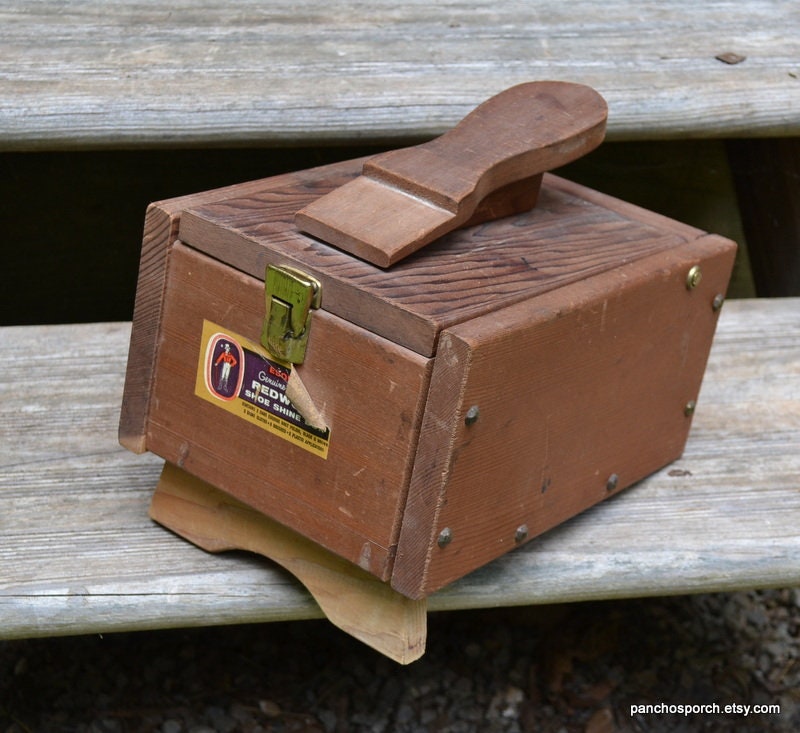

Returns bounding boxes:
[433,298,800,608]
[0,323,322,637]
[149,463,427,664]
[180,171,705,358]
[1,1,798,150]
[120,170,330,453]
[295,81,607,266]
[145,244,432,580]
[394,235,737,598]
[0,298,798,641]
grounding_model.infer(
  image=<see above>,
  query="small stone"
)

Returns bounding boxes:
[90,720,122,733]
[504,686,525,716]
[585,708,615,733]
[317,709,337,733]
[258,700,282,718]
[206,706,236,733]
[396,703,414,725]
[13,657,28,676]
[715,52,747,65]
[464,642,483,659]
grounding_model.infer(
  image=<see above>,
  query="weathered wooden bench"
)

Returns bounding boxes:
[3,1,797,147]
[1,0,799,302]
[1,298,798,642]
[1,2,799,653]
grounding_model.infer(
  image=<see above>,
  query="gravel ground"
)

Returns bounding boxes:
[2,589,799,733]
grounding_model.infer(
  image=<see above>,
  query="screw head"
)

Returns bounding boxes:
[514,524,529,543]
[437,527,453,548]
[464,405,480,426]
[686,265,703,290]
[684,400,697,417]
[712,293,725,312]
[606,473,619,492]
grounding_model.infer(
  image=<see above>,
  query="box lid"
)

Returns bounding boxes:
[178,159,706,357]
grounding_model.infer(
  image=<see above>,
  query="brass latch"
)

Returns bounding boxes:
[262,265,322,365]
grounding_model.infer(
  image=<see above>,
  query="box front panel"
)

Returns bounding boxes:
[146,243,432,581]
[394,234,737,598]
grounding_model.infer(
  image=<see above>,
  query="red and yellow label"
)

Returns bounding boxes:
[194,320,330,458]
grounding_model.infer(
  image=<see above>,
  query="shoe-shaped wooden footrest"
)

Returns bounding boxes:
[149,463,427,664]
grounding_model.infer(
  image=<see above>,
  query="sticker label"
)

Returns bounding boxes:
[195,320,330,458]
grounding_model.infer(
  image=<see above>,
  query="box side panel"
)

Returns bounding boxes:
[146,243,431,581]
[119,170,326,453]
[393,234,737,598]
[119,203,178,453]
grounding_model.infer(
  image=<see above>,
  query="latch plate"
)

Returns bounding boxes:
[262,265,322,364]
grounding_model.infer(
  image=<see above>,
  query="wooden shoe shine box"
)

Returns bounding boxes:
[120,84,736,600]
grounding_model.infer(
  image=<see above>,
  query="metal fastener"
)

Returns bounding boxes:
[464,405,480,426]
[684,400,697,417]
[686,265,703,290]
[437,527,453,548]
[514,525,529,543]
[606,473,619,492]
[262,265,322,365]
[712,293,725,312]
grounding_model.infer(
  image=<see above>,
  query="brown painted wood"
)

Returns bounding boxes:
[145,243,432,581]
[393,235,737,598]
[295,82,608,266]
[180,169,705,357]
[124,150,738,600]
[119,171,334,453]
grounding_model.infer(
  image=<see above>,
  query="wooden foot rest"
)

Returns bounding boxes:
[150,463,426,664]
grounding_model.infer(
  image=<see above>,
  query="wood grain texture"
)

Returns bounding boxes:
[1,298,798,642]
[393,235,737,598]
[1,1,798,150]
[130,157,734,596]
[146,244,431,581]
[150,463,426,664]
[181,170,705,357]
[120,172,315,453]
[295,82,607,266]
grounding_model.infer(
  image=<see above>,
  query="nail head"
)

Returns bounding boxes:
[686,265,703,290]
[465,405,480,426]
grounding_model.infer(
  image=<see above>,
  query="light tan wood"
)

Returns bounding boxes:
[295,82,607,266]
[150,462,426,664]
[0,298,798,647]
[1,1,798,150]
[285,368,327,432]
